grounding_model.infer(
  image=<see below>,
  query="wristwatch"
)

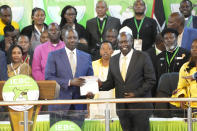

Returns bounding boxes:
[192,72,197,79]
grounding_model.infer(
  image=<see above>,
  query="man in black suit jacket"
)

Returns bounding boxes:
[179,0,197,29]
[86,0,121,60]
[146,34,165,97]
[122,0,157,51]
[99,32,156,131]
[156,28,190,81]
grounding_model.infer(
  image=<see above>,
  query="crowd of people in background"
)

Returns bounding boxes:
[0,0,197,130]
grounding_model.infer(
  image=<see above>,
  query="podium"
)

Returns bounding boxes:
[0,80,59,131]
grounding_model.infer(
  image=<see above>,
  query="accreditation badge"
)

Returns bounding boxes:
[134,39,142,51]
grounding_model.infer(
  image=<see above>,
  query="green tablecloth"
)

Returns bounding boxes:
[1,117,197,131]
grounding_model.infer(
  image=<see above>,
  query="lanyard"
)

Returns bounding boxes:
[23,55,29,63]
[11,63,21,76]
[187,16,193,27]
[166,47,179,72]
[134,17,145,39]
[97,17,107,42]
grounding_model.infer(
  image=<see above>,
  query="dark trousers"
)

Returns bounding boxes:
[50,105,86,128]
[117,109,151,131]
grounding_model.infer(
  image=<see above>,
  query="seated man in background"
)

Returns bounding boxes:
[156,28,190,81]
[89,41,117,119]
[104,28,119,56]
[0,25,19,55]
[0,5,19,41]
[146,33,165,97]
[0,25,19,64]
[78,38,89,54]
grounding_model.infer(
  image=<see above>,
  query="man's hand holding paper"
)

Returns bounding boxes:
[80,76,99,96]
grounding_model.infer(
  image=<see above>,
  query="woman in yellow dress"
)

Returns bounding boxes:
[89,41,118,119]
[171,39,197,108]
[7,44,31,77]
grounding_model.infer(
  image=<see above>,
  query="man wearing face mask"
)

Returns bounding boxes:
[156,28,190,81]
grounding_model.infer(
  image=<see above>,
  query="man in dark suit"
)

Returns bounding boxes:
[86,0,121,60]
[146,34,165,97]
[0,50,8,80]
[156,28,190,81]
[179,0,197,29]
[45,28,93,127]
[99,32,156,131]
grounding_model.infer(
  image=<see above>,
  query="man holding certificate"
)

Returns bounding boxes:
[45,28,93,127]
[99,32,156,131]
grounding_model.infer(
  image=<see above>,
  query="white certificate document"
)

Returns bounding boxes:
[80,76,99,95]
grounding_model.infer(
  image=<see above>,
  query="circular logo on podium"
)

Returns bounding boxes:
[2,75,39,111]
[50,120,81,131]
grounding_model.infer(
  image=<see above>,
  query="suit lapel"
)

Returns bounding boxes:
[114,53,125,82]
[91,18,100,41]
[125,51,137,82]
[181,28,187,48]
[103,16,110,33]
[61,49,73,78]
[75,50,81,77]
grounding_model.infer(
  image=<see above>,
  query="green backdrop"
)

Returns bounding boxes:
[0,0,196,30]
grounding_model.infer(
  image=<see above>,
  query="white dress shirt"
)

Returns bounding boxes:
[119,49,133,73]
[155,45,162,55]
[65,46,77,65]
[177,31,184,47]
